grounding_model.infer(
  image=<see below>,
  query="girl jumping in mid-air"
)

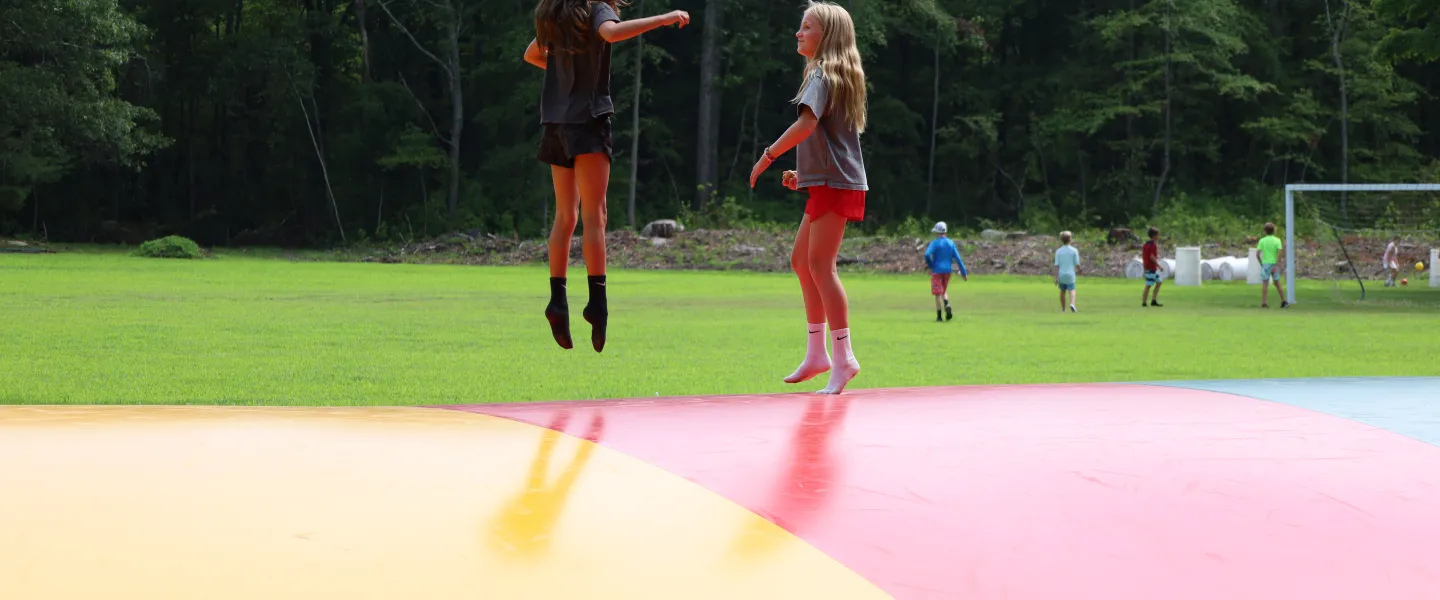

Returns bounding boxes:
[525,1,689,352]
[749,1,869,395]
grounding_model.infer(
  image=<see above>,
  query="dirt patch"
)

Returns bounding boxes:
[357,229,1430,280]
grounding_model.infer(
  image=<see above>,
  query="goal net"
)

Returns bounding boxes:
[1285,183,1440,304]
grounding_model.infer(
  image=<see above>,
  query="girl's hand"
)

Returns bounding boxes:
[748,154,773,188]
[782,170,797,190]
[666,10,691,27]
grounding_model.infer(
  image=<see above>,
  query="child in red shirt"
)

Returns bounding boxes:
[1142,227,1164,307]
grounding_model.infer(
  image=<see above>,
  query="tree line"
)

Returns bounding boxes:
[3,0,1439,247]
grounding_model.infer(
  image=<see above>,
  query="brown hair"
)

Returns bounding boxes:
[1060,230,1073,244]
[1264,222,1276,235]
[1148,227,1159,239]
[535,0,626,54]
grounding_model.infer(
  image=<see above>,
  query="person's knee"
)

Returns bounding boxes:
[552,212,578,232]
[791,248,809,277]
[808,256,837,282]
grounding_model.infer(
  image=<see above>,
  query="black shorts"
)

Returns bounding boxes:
[537,116,613,168]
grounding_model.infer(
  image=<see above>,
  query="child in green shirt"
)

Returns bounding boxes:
[1256,222,1288,309]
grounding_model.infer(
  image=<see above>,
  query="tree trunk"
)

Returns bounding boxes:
[1328,0,1350,225]
[374,0,464,221]
[447,13,463,221]
[628,0,646,230]
[927,43,940,216]
[1126,0,1136,211]
[355,0,371,83]
[694,0,723,210]
[1152,2,1172,217]
[293,80,345,241]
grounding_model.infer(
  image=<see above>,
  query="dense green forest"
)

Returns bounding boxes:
[3,0,1439,247]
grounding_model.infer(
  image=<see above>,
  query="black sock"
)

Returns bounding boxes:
[936,310,943,320]
[545,277,572,349]
[549,277,567,305]
[583,275,608,352]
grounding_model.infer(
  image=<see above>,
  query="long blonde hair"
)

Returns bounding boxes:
[791,1,867,133]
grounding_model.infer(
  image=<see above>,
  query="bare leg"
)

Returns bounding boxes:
[547,166,579,277]
[574,154,609,277]
[785,215,830,383]
[544,166,580,349]
[807,211,858,394]
[792,215,827,323]
[574,153,610,351]
[807,211,850,330]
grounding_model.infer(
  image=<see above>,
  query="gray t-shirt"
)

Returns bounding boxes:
[540,3,621,125]
[795,67,868,191]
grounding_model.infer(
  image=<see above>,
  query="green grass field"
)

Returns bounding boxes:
[2,251,1437,405]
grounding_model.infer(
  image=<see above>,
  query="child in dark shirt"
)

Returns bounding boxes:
[525,1,689,352]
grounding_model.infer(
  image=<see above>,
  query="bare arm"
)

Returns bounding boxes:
[524,39,546,69]
[597,10,689,44]
[766,107,820,158]
[748,107,819,188]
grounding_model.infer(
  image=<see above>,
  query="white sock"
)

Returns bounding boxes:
[819,327,860,395]
[784,323,831,383]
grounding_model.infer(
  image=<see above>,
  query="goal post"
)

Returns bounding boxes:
[1284,183,1440,305]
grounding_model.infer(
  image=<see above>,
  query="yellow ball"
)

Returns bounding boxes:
[1419,262,1427,272]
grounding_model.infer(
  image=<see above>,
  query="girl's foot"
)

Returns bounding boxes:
[582,303,607,353]
[785,323,831,383]
[785,358,831,383]
[583,275,607,352]
[818,328,858,394]
[545,301,573,350]
[546,277,572,349]
[819,357,859,395]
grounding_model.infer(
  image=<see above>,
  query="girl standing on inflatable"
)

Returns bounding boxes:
[749,1,868,394]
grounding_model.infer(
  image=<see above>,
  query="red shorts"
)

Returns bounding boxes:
[930,273,951,295]
[804,185,866,222]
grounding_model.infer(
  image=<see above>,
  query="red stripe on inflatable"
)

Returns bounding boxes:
[445,384,1440,599]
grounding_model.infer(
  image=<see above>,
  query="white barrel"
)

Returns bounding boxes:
[1246,248,1263,284]
[1218,256,1249,281]
[1175,247,1202,286]
[1431,249,1438,288]
[1127,256,1175,279]
[1201,257,1229,280]
[1125,258,1145,279]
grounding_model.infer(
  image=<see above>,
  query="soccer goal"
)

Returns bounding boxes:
[1284,183,1440,305]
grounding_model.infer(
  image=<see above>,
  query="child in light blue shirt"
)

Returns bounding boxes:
[924,221,968,322]
[1054,230,1080,313]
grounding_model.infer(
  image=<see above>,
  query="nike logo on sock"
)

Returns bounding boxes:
[837,335,849,341]
[809,330,821,334]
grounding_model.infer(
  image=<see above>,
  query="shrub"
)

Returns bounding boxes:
[134,235,204,259]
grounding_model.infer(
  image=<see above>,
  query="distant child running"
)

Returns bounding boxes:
[1141,226,1164,307]
[924,221,968,322]
[1256,222,1288,308]
[1054,231,1080,312]
[748,1,868,395]
[1383,236,1400,287]
[525,1,690,352]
